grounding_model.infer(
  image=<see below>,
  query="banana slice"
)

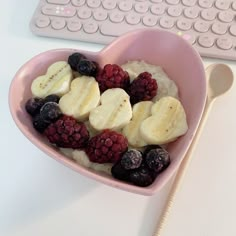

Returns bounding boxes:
[59,76,100,121]
[31,61,73,98]
[122,101,153,147]
[89,88,132,131]
[140,96,188,145]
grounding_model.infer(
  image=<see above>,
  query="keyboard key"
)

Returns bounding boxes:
[35,16,50,28]
[218,11,234,23]
[150,4,165,15]
[71,0,85,7]
[216,37,233,50]
[176,19,192,30]
[150,0,163,3]
[93,9,108,21]
[77,7,92,19]
[215,0,230,10]
[143,15,158,26]
[119,1,133,12]
[198,0,213,8]
[198,35,214,48]
[211,22,227,35]
[83,21,98,33]
[182,0,197,7]
[134,2,149,13]
[67,20,82,31]
[184,7,199,18]
[51,18,66,29]
[194,21,210,33]
[229,25,236,36]
[42,5,76,17]
[159,17,175,28]
[166,0,180,4]
[201,8,217,20]
[47,0,70,4]
[109,11,124,23]
[87,0,101,8]
[232,2,236,11]
[102,0,116,10]
[126,13,141,25]
[167,6,182,17]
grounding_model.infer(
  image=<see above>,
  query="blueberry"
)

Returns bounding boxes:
[40,102,62,123]
[68,52,86,70]
[120,149,143,170]
[77,59,98,77]
[129,164,154,187]
[32,114,49,133]
[111,161,130,181]
[44,94,60,103]
[145,147,170,174]
[25,97,45,117]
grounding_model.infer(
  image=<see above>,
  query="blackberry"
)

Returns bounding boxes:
[77,59,98,77]
[44,115,89,149]
[129,72,158,104]
[120,149,143,170]
[68,52,86,70]
[111,161,131,181]
[32,114,49,133]
[95,64,130,93]
[40,102,62,123]
[129,164,154,187]
[86,130,128,163]
[145,147,170,174]
[25,97,44,117]
[44,94,60,103]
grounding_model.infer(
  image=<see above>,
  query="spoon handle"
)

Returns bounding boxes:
[153,98,213,236]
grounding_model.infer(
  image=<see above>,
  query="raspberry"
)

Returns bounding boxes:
[129,72,158,104]
[44,115,89,149]
[86,130,128,163]
[120,149,143,170]
[145,146,170,174]
[95,64,130,93]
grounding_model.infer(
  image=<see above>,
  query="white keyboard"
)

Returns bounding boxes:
[30,0,236,60]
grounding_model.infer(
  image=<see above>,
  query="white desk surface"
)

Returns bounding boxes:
[1,1,236,236]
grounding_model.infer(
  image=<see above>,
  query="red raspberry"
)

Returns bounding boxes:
[85,130,128,163]
[129,72,158,104]
[95,64,130,93]
[44,115,89,149]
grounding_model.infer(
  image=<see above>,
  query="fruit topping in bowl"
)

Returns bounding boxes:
[24,52,188,187]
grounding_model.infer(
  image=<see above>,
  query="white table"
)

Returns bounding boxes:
[1,1,236,236]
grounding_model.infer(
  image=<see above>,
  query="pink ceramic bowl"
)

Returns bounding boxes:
[9,29,206,196]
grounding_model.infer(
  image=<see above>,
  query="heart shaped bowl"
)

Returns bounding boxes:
[9,29,206,196]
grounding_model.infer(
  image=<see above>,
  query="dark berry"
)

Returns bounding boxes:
[32,114,49,133]
[95,64,130,93]
[128,72,158,104]
[85,130,128,163]
[129,165,154,187]
[40,102,62,123]
[44,115,89,149]
[44,94,60,103]
[77,59,98,77]
[145,147,170,174]
[111,161,131,181]
[25,97,45,116]
[68,52,86,70]
[120,149,143,170]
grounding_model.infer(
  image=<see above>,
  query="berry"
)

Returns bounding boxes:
[111,161,130,181]
[86,130,128,163]
[44,94,60,103]
[25,97,44,116]
[145,147,170,174]
[44,115,89,149]
[128,72,157,104]
[68,52,86,70]
[40,102,62,123]
[120,149,143,170]
[95,64,130,93]
[129,164,154,187]
[77,59,98,77]
[32,114,49,133]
